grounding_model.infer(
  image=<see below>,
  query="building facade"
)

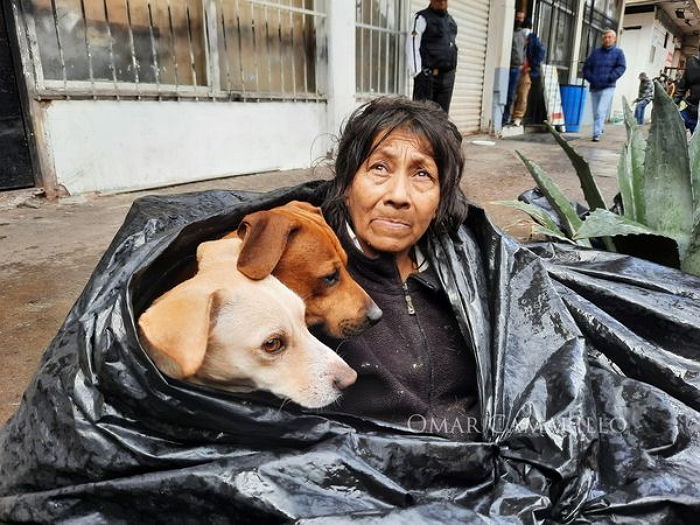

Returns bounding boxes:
[1,0,501,196]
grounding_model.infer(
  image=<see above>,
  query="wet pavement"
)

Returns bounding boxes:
[0,123,630,424]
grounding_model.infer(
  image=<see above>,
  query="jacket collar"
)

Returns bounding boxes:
[340,222,436,289]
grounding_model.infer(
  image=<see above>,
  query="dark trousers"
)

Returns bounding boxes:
[412,69,456,113]
[681,107,698,133]
[502,67,521,125]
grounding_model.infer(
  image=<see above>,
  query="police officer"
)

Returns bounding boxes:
[406,0,458,113]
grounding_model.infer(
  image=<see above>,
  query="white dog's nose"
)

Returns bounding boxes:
[333,367,357,391]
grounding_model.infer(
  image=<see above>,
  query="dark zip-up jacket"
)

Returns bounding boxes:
[320,228,480,439]
[675,55,700,107]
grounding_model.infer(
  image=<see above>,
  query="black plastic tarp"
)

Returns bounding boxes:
[1,181,699,524]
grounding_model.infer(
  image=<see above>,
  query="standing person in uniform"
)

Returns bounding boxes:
[674,54,700,133]
[633,72,653,125]
[582,29,626,141]
[503,10,527,126]
[406,0,459,113]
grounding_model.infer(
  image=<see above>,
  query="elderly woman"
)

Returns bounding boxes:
[320,97,481,436]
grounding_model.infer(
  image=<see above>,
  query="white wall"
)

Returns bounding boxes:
[45,100,327,194]
[481,0,515,133]
[615,11,675,119]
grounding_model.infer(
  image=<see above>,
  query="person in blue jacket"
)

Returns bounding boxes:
[582,29,626,141]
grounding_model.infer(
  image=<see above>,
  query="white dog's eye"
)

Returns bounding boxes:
[261,337,285,354]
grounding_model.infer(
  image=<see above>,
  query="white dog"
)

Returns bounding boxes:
[138,237,357,408]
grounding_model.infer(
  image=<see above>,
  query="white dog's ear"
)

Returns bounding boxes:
[138,286,221,379]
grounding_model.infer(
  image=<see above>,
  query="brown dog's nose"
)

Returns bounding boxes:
[366,302,383,326]
[334,367,357,391]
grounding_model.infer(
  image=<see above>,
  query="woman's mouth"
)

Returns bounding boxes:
[372,218,411,230]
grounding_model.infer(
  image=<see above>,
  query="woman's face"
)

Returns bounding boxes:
[345,128,440,259]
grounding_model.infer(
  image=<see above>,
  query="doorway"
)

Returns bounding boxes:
[0,2,35,191]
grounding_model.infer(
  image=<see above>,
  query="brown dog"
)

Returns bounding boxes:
[138,238,357,408]
[224,201,382,339]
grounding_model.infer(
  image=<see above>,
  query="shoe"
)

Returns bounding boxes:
[592,136,601,142]
[513,118,522,126]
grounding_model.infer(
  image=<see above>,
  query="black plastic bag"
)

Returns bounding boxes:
[1,181,699,523]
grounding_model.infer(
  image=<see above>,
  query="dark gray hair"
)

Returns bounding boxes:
[322,97,468,236]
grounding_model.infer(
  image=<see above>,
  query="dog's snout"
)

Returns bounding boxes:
[366,302,383,326]
[333,367,357,391]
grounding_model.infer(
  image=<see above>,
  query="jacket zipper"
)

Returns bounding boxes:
[402,282,416,315]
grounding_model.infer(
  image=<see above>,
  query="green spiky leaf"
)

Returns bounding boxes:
[544,121,606,211]
[621,97,647,222]
[617,143,637,221]
[643,80,694,257]
[688,124,700,222]
[682,236,700,275]
[573,209,658,239]
[532,225,578,244]
[515,151,592,247]
[493,200,567,235]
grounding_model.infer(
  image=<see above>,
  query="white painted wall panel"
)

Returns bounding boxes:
[45,100,327,195]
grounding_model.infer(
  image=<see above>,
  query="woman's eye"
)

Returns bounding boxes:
[321,269,340,286]
[416,170,434,180]
[370,163,388,173]
[261,337,285,354]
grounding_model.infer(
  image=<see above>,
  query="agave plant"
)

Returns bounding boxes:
[497,80,700,276]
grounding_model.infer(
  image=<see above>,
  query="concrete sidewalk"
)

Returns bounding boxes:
[0,124,629,423]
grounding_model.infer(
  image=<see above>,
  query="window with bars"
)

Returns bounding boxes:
[14,0,325,100]
[216,0,322,99]
[535,0,577,81]
[355,0,403,97]
[578,0,620,72]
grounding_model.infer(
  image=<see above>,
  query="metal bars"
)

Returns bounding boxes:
[13,0,325,101]
[355,0,402,98]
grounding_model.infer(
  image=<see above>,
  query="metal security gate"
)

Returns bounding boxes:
[448,0,489,133]
[410,0,488,133]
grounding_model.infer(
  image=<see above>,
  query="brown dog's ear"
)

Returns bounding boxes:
[236,211,298,280]
[138,286,220,379]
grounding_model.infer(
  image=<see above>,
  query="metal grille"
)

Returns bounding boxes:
[355,0,403,97]
[534,0,577,81]
[12,0,326,100]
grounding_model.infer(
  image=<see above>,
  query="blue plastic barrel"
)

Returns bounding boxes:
[559,85,588,132]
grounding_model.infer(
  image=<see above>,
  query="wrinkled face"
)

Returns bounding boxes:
[196,277,357,408]
[345,128,441,260]
[430,0,448,12]
[602,31,616,48]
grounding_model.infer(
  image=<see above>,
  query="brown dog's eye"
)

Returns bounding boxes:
[321,269,340,286]
[262,337,285,354]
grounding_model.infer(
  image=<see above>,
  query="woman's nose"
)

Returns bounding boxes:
[384,171,411,207]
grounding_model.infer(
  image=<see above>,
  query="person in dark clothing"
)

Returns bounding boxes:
[633,72,653,125]
[406,0,458,113]
[511,22,546,126]
[321,97,480,440]
[503,10,527,126]
[582,29,626,141]
[674,55,700,133]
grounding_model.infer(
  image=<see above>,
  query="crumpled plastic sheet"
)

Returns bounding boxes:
[1,181,699,524]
